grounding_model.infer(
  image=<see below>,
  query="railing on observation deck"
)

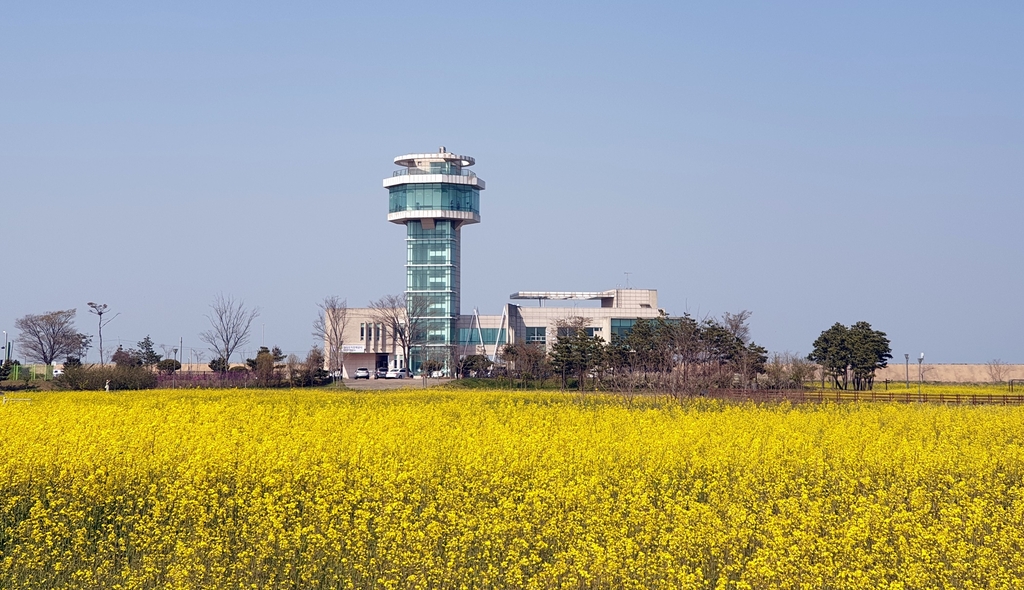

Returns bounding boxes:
[392,168,477,179]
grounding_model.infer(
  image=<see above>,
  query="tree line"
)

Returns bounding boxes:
[4,292,897,394]
[499,312,773,395]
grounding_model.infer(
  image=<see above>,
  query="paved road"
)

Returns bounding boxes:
[342,378,452,391]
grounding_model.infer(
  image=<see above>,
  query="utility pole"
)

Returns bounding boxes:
[918,353,924,402]
[904,353,909,389]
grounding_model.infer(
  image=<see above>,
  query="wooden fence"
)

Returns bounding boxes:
[699,389,1024,406]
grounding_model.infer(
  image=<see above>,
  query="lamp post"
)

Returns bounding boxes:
[904,353,909,389]
[918,352,924,401]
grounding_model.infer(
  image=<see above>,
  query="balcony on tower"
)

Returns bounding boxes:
[383,147,485,226]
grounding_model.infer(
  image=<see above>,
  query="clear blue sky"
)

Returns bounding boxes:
[2,2,1021,364]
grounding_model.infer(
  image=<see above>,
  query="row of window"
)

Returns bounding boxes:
[424,162,462,174]
[418,319,454,344]
[610,319,638,340]
[407,292,454,318]
[408,239,457,265]
[389,184,480,214]
[407,266,455,291]
[525,321,636,344]
[555,326,604,338]
[359,322,385,341]
[458,328,507,346]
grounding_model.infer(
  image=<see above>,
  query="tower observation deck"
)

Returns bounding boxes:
[383,147,485,371]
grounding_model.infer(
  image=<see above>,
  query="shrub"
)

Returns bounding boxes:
[156,359,182,375]
[56,365,157,391]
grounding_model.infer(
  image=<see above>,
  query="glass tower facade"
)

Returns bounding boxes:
[384,149,484,373]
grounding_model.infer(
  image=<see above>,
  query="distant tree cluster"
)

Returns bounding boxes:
[497,312,770,395]
[111,336,163,368]
[808,322,892,391]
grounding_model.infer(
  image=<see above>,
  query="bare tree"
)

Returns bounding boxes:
[15,309,92,365]
[761,351,817,389]
[304,345,326,384]
[721,310,752,344]
[370,293,431,371]
[285,353,301,385]
[198,294,260,372]
[312,296,349,380]
[87,302,120,365]
[159,344,179,364]
[191,349,206,373]
[987,359,1009,383]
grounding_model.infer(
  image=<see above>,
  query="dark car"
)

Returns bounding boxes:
[375,367,388,379]
[354,367,371,380]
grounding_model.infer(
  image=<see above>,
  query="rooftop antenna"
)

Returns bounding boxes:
[624,272,632,289]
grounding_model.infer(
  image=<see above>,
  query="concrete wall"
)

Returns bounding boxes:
[874,363,1024,384]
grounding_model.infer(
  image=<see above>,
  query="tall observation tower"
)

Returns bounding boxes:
[383,147,485,372]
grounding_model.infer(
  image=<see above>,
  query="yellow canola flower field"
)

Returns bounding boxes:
[2,389,1024,589]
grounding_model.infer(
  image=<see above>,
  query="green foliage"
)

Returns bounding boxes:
[245,346,285,370]
[549,326,606,392]
[245,347,284,387]
[136,336,162,367]
[56,365,158,391]
[809,322,892,391]
[459,355,492,378]
[602,314,768,394]
[500,343,550,388]
[209,358,228,373]
[156,359,181,375]
[808,323,850,389]
[111,346,142,368]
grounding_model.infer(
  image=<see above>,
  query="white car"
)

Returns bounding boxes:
[354,368,371,380]
[385,368,409,379]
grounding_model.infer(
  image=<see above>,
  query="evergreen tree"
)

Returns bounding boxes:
[136,336,162,367]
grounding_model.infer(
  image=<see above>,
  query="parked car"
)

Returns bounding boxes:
[375,367,388,379]
[354,367,371,380]
[385,368,408,379]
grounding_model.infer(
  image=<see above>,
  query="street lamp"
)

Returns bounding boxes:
[904,353,909,389]
[918,352,925,401]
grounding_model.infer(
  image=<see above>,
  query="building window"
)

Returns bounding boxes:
[389,184,480,215]
[360,323,365,340]
[458,328,507,346]
[610,319,638,340]
[586,327,602,338]
[525,327,546,345]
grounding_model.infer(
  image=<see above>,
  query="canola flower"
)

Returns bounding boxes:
[1,388,1024,589]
